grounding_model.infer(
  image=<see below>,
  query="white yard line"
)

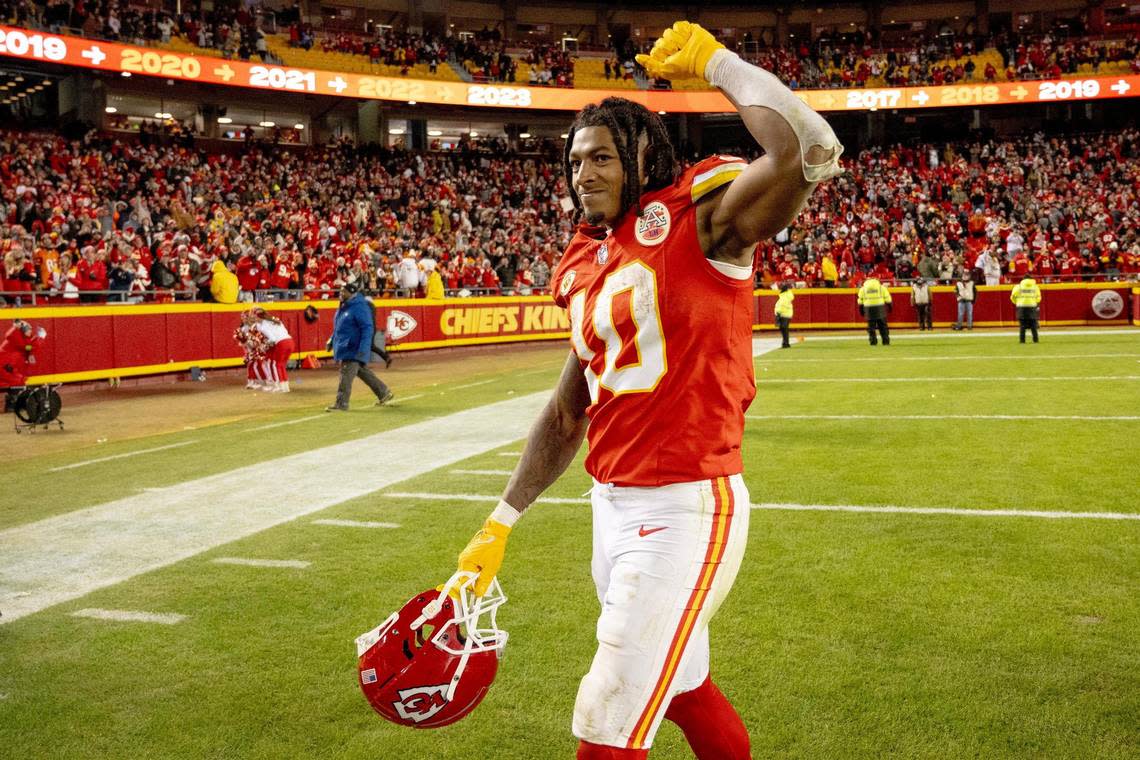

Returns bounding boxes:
[0,335,815,624]
[747,414,1140,422]
[377,492,1140,521]
[311,519,400,529]
[759,375,1139,384]
[452,379,495,390]
[211,558,310,569]
[70,608,186,625]
[451,469,515,476]
[48,440,199,472]
[759,353,1140,363]
[0,392,548,624]
[249,414,326,432]
[386,393,424,405]
[751,337,785,355]
[497,452,522,457]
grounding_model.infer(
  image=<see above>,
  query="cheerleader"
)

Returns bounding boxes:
[234,311,269,389]
[253,308,295,393]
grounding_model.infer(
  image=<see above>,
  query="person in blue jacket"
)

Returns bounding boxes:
[326,282,394,411]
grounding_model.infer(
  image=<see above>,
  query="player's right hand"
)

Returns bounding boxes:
[635,21,725,82]
[457,517,512,596]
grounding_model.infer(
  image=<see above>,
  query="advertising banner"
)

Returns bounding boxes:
[3,24,1138,113]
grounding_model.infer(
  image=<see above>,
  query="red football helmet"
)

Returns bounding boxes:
[355,571,508,728]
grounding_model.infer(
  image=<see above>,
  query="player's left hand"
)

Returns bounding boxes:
[635,21,725,82]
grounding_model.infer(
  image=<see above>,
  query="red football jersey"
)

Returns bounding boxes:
[552,156,756,487]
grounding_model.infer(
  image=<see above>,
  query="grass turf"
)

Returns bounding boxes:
[1,330,1138,758]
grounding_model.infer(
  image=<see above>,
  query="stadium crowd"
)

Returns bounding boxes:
[309,27,448,75]
[1,125,1138,305]
[0,130,568,305]
[4,0,285,62]
[754,127,1140,287]
[771,29,1140,90]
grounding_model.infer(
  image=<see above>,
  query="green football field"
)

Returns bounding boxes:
[2,329,1139,759]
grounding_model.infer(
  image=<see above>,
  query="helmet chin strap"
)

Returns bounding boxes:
[412,571,480,703]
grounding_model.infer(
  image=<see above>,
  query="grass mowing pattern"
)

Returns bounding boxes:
[1,332,1138,758]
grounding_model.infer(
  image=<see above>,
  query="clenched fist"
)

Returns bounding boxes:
[635,21,726,82]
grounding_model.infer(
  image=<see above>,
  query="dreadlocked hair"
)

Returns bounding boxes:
[563,97,678,222]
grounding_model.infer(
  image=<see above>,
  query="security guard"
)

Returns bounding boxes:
[775,282,795,348]
[857,276,892,345]
[1011,275,1042,343]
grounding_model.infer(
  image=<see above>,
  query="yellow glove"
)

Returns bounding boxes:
[457,517,512,597]
[635,21,725,82]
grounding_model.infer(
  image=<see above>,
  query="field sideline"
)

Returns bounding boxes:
[1,329,1138,759]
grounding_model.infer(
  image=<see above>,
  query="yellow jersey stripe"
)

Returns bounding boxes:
[691,163,747,202]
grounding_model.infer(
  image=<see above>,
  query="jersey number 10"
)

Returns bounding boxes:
[569,261,667,402]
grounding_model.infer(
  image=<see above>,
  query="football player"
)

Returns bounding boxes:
[455,21,843,759]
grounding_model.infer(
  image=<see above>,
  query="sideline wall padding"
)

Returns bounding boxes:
[2,284,1132,384]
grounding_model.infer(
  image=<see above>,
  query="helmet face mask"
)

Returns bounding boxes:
[356,571,508,728]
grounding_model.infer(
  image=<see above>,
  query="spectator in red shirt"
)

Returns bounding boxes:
[479,259,500,294]
[235,253,261,300]
[461,258,481,289]
[75,246,108,303]
[1010,250,1032,278]
[270,253,297,294]
[801,254,820,286]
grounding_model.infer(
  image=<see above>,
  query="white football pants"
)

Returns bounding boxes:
[572,474,750,750]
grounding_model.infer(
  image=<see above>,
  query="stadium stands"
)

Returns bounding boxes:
[0,129,570,304]
[2,125,1136,306]
[753,128,1140,286]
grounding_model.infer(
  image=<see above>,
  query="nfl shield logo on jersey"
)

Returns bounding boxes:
[596,243,609,266]
[559,270,577,297]
[635,202,671,247]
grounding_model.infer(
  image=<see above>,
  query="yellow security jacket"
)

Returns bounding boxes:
[1011,278,1042,308]
[857,278,891,307]
[775,290,794,318]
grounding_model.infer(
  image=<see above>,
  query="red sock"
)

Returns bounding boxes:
[664,677,751,760]
[576,741,648,760]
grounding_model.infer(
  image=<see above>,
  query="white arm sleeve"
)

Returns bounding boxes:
[705,50,844,183]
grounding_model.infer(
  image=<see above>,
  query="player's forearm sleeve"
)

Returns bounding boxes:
[705,50,844,183]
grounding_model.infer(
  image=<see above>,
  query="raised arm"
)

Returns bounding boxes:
[456,350,590,594]
[638,22,844,265]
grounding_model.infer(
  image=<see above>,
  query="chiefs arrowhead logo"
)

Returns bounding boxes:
[635,201,671,247]
[386,310,417,341]
[559,270,576,297]
[1091,290,1124,319]
[392,684,450,723]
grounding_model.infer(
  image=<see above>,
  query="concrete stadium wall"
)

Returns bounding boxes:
[1,284,1134,385]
